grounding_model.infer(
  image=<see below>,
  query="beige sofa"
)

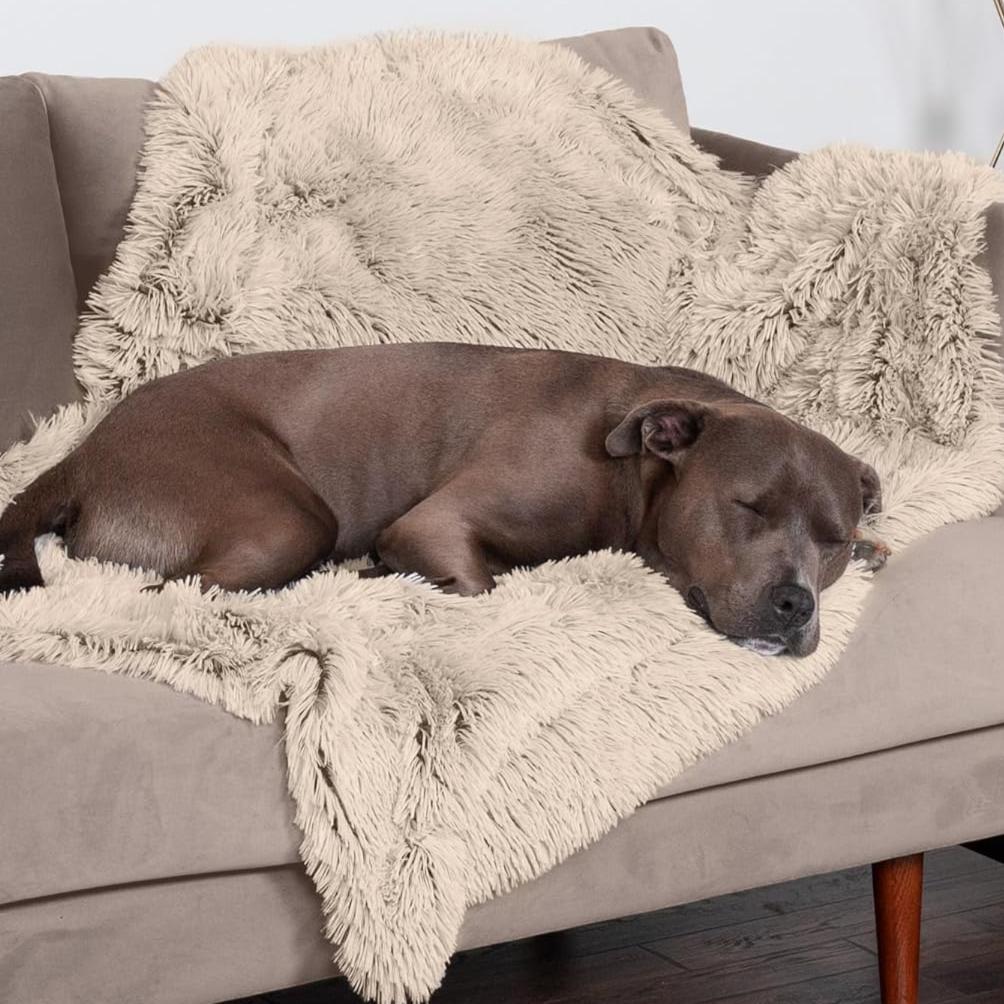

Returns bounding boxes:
[1,26,1003,1004]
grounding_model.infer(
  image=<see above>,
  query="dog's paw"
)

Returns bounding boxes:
[357,561,394,579]
[851,527,892,571]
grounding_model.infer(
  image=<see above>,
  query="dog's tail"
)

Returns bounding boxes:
[0,463,74,594]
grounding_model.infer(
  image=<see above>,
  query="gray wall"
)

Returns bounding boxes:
[2,0,1002,158]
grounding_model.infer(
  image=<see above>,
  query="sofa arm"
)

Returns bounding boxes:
[690,126,799,179]
[977,203,1004,362]
[979,204,1004,518]
[0,76,81,452]
[979,203,1003,518]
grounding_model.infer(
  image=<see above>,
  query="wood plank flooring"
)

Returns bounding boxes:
[224,845,1004,1004]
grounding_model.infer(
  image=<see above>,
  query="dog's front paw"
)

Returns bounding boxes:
[851,527,892,571]
[430,573,497,596]
[358,561,394,580]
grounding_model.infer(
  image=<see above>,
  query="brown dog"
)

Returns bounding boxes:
[0,343,883,656]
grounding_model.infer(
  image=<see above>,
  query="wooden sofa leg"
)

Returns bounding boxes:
[872,853,924,1004]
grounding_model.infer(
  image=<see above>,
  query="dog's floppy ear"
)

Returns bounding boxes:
[860,462,882,516]
[605,399,709,461]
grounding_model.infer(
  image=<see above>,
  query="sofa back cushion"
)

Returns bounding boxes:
[1,27,689,451]
[24,74,157,315]
[554,27,688,132]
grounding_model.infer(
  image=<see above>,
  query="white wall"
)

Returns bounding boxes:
[3,0,1002,159]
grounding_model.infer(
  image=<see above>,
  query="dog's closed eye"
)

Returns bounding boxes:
[734,499,765,519]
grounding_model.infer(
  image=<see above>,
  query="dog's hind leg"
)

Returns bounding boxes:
[160,495,338,594]
[0,462,74,594]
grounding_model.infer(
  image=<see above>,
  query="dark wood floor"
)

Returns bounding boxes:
[227,846,1004,1004]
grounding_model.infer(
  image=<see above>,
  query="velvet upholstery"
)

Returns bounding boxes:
[22,73,155,313]
[0,77,80,450]
[690,126,799,177]
[553,27,689,133]
[979,201,1004,363]
[4,726,1004,1004]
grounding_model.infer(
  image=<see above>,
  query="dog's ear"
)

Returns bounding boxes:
[605,399,709,461]
[859,462,882,516]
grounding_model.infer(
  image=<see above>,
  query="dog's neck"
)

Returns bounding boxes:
[624,455,677,576]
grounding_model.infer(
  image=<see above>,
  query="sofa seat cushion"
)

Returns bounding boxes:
[2,510,1002,906]
[0,657,300,908]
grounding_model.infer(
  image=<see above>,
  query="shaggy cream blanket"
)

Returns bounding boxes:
[2,32,1004,1004]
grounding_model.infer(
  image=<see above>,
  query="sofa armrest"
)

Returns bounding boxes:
[0,75,81,452]
[690,126,799,179]
[977,203,1004,362]
[978,204,1004,518]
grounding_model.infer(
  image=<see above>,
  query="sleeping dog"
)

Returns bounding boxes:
[0,343,887,656]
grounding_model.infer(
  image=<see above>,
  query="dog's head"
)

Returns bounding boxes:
[607,398,881,657]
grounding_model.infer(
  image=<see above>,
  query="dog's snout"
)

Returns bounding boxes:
[770,583,815,629]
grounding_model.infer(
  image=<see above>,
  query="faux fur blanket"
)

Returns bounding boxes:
[2,32,1004,1004]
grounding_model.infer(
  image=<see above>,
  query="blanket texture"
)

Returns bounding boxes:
[2,32,1004,1004]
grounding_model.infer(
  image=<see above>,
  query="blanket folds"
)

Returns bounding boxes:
[1,32,1003,1003]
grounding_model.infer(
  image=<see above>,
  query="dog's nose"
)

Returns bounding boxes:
[770,584,815,629]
